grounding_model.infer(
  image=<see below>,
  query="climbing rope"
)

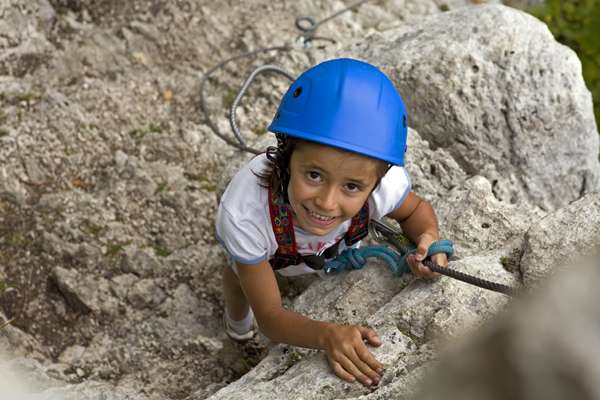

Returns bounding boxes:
[368,219,518,297]
[199,1,376,153]
[324,240,454,277]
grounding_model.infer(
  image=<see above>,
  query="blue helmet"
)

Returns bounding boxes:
[268,58,408,166]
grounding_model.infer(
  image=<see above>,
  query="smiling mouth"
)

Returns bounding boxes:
[304,205,336,222]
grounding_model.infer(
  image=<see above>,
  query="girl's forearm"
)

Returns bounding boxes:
[257,307,333,350]
[398,199,440,242]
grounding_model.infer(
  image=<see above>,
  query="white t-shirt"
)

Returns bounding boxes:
[216,153,411,276]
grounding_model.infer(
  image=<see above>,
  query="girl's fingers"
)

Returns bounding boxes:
[356,328,384,381]
[415,232,437,262]
[330,360,357,384]
[326,326,384,386]
[432,253,448,267]
[359,326,382,346]
[355,349,383,382]
[406,254,448,279]
[407,254,434,278]
[407,254,420,276]
[337,354,376,386]
[351,351,382,385]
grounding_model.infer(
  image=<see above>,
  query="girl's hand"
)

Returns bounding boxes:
[406,232,448,280]
[323,324,383,386]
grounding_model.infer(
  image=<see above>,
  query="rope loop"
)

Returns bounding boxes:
[295,16,317,33]
[324,241,453,276]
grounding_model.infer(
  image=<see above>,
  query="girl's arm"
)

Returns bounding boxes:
[236,260,383,386]
[386,191,448,278]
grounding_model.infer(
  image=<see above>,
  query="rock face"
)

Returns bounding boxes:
[521,189,600,286]
[344,5,600,211]
[413,249,600,400]
[0,1,599,400]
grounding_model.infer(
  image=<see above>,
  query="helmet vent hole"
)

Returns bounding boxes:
[402,115,407,128]
[293,87,303,98]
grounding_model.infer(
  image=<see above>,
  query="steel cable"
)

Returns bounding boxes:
[229,65,295,148]
[379,225,518,297]
[199,0,376,153]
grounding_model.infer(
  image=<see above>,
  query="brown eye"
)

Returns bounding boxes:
[344,183,361,193]
[306,171,321,182]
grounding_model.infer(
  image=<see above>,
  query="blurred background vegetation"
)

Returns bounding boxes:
[529,0,600,131]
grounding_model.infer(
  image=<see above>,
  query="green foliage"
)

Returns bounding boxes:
[222,88,237,110]
[155,181,168,194]
[128,123,163,140]
[152,244,172,257]
[530,0,600,128]
[106,240,131,258]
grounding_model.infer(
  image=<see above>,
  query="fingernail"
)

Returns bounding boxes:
[365,379,372,386]
[377,368,384,374]
[416,254,424,261]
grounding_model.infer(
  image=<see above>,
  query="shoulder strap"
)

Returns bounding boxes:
[268,188,304,270]
[344,201,370,246]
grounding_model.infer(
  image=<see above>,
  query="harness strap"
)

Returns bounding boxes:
[268,188,303,270]
[268,188,370,270]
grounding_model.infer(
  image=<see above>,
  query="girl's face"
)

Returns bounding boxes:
[287,141,382,236]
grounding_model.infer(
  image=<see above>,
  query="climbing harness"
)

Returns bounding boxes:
[368,219,518,297]
[199,1,377,154]
[267,187,369,271]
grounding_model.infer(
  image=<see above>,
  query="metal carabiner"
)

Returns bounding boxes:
[369,219,400,243]
[369,219,415,257]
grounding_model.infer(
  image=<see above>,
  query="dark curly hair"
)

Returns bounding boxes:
[254,134,296,202]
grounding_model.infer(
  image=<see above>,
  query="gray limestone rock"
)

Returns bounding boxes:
[1,1,598,399]
[521,189,600,286]
[0,312,48,360]
[120,246,161,278]
[404,128,468,203]
[345,4,600,211]
[0,356,149,400]
[413,251,600,400]
[126,278,166,310]
[51,267,120,316]
[434,175,544,256]
[0,0,56,77]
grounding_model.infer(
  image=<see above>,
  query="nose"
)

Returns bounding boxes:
[315,186,337,212]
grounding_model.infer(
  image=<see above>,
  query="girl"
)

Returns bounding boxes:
[216,58,447,387]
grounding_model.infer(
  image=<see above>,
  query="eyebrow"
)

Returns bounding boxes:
[346,178,369,186]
